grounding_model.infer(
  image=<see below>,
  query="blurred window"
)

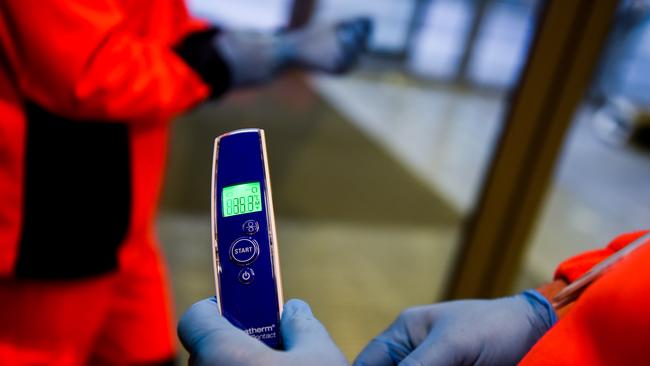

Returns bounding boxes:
[466,0,539,88]
[614,8,650,106]
[622,25,650,105]
[516,0,650,290]
[409,0,539,89]
[186,0,293,30]
[408,0,474,80]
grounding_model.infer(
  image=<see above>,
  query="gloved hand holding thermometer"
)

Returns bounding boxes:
[178,128,347,365]
[178,298,347,366]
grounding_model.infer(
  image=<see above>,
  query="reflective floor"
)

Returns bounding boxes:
[310,73,505,213]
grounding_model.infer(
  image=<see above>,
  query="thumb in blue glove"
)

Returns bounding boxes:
[178,298,347,366]
[353,290,557,366]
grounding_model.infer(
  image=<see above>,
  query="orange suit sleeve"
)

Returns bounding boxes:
[0,0,229,123]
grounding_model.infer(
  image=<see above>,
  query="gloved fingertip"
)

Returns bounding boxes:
[353,337,405,366]
[281,299,336,351]
[283,298,313,319]
[177,298,221,352]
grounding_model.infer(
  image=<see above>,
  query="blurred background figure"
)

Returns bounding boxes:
[0,0,368,365]
[162,0,649,362]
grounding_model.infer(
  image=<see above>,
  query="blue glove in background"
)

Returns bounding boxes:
[215,17,372,87]
[214,30,283,87]
[283,17,372,74]
[178,298,347,366]
[354,290,557,366]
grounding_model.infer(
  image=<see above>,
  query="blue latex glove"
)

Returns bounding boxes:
[215,17,372,86]
[353,290,557,366]
[283,17,372,74]
[178,298,347,366]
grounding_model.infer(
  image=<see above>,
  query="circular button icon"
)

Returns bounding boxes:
[238,268,255,284]
[242,220,260,235]
[229,238,259,265]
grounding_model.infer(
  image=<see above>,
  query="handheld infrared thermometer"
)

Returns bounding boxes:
[211,129,284,349]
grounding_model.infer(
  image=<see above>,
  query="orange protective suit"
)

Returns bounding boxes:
[520,230,650,365]
[0,1,228,364]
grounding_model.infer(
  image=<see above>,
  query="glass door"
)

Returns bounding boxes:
[515,0,650,292]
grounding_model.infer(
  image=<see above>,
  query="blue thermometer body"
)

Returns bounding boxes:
[211,129,283,349]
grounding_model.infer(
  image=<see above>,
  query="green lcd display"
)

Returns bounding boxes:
[222,182,262,217]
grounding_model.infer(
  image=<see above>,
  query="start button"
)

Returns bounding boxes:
[229,237,259,265]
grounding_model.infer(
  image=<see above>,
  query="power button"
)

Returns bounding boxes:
[238,268,255,284]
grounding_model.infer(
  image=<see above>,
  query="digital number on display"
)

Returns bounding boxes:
[222,182,262,217]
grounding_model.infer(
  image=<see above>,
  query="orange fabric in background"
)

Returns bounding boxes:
[519,230,650,365]
[0,241,175,366]
[0,0,219,364]
[0,59,23,275]
[0,0,212,276]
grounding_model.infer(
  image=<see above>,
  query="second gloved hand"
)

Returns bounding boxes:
[178,298,347,366]
[354,290,557,366]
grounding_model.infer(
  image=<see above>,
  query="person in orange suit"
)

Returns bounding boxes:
[179,230,650,366]
[0,1,370,364]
